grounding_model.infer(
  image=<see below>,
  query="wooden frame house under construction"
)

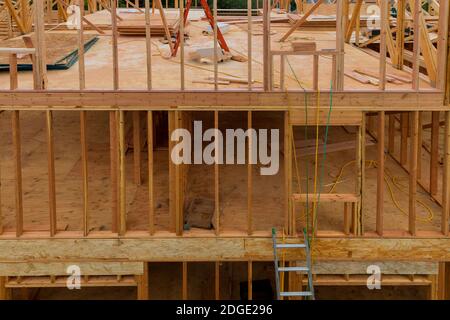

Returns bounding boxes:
[0,0,449,299]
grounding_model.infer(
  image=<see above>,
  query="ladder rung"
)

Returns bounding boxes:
[280,291,313,297]
[278,266,309,272]
[276,244,306,249]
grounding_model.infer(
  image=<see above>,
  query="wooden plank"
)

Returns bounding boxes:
[133,112,142,185]
[279,0,325,42]
[345,0,363,43]
[215,261,220,300]
[214,111,220,235]
[312,261,439,275]
[148,111,155,235]
[9,54,17,91]
[248,111,252,235]
[0,262,144,276]
[12,111,23,237]
[145,0,152,89]
[110,111,119,233]
[182,261,187,300]
[284,111,291,234]
[377,111,385,236]
[379,0,388,90]
[137,262,149,300]
[388,115,395,154]
[400,113,409,165]
[412,0,421,89]
[395,0,405,69]
[442,111,450,236]
[77,0,86,90]
[248,261,252,300]
[179,0,185,90]
[168,111,176,233]
[247,0,252,90]
[119,111,126,235]
[34,0,47,90]
[335,0,345,90]
[111,0,119,90]
[5,237,450,261]
[290,110,362,126]
[409,111,419,236]
[430,112,440,196]
[263,0,270,90]
[436,0,449,90]
[80,111,89,236]
[46,111,57,236]
[213,0,218,90]
[293,193,358,203]
[0,91,444,110]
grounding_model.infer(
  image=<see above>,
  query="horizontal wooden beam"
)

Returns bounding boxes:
[0,262,144,276]
[0,90,444,111]
[0,236,450,262]
[312,261,438,275]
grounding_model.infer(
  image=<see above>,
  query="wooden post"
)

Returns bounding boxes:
[215,262,220,300]
[376,112,385,236]
[12,111,23,237]
[110,111,119,233]
[436,0,450,90]
[430,112,440,196]
[263,0,270,91]
[284,111,292,234]
[400,113,409,166]
[137,262,149,300]
[409,112,419,236]
[214,111,220,235]
[34,0,47,90]
[395,0,406,69]
[247,0,252,90]
[335,0,345,90]
[442,111,450,236]
[145,0,152,89]
[0,277,7,300]
[148,111,155,235]
[182,262,188,300]
[411,0,420,89]
[248,111,253,235]
[213,0,218,90]
[47,111,57,236]
[133,112,142,185]
[80,111,88,236]
[248,261,252,300]
[111,0,119,90]
[119,110,126,235]
[379,0,387,90]
[180,0,185,90]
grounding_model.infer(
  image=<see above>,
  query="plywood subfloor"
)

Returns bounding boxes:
[0,9,431,91]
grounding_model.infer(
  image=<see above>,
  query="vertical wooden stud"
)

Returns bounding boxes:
[47,111,57,236]
[409,111,419,236]
[133,112,142,185]
[442,112,450,236]
[248,111,253,235]
[376,111,385,236]
[148,111,155,235]
[119,110,126,235]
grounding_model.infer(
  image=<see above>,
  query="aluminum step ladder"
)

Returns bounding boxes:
[272,228,315,300]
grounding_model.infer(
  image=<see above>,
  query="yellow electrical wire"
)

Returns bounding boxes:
[326,159,434,223]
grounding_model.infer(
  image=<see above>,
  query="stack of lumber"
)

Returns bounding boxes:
[287,13,369,30]
[117,13,181,36]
